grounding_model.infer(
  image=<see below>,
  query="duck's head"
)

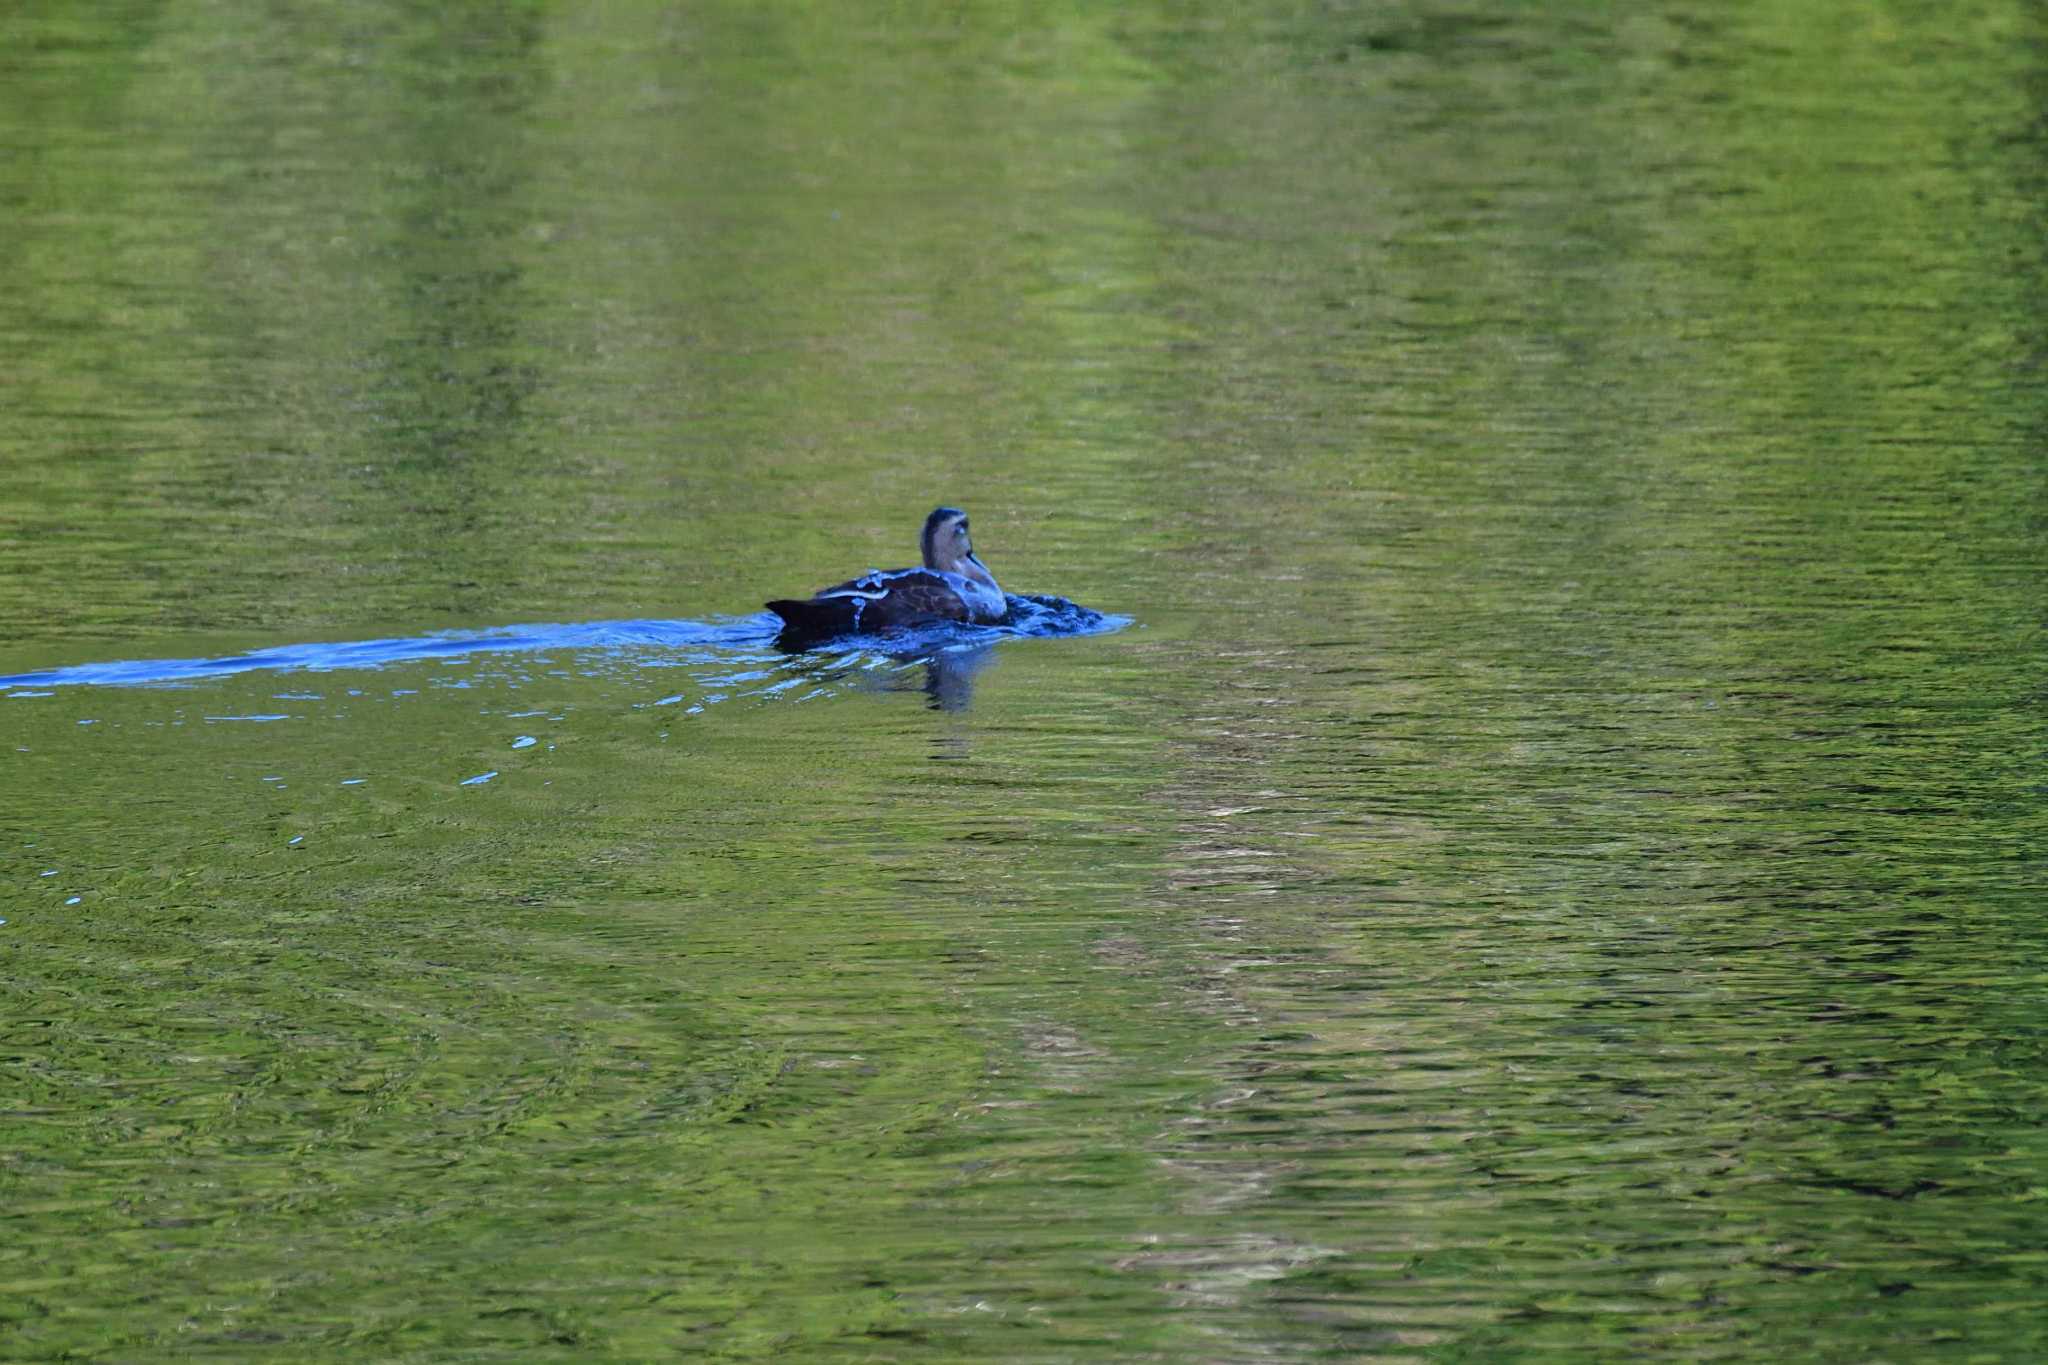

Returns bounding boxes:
[921,505,999,590]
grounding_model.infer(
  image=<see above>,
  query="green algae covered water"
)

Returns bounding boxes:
[3,2,2046,1359]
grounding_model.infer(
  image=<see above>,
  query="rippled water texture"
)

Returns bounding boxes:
[3,2,2046,1359]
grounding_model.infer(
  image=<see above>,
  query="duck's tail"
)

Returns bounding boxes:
[765,597,859,650]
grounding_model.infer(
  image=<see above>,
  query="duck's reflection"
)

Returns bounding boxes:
[771,639,996,714]
[919,643,994,712]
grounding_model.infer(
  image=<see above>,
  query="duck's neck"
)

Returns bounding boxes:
[965,556,1001,596]
[936,550,1001,597]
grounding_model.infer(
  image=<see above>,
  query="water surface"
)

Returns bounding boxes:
[3,1,2045,1359]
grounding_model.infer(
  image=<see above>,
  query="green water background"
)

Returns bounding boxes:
[3,1,2046,1358]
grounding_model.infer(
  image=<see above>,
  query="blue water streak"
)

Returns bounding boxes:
[0,598,1126,692]
[0,617,779,690]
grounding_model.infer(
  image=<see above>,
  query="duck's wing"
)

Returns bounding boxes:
[809,568,970,621]
[766,568,970,647]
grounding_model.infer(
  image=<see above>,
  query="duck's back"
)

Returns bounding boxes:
[767,567,987,644]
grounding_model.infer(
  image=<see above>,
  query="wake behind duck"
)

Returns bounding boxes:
[0,508,1119,691]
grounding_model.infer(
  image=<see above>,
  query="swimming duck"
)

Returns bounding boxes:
[767,506,1007,647]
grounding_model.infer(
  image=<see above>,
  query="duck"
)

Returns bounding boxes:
[767,506,1008,648]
